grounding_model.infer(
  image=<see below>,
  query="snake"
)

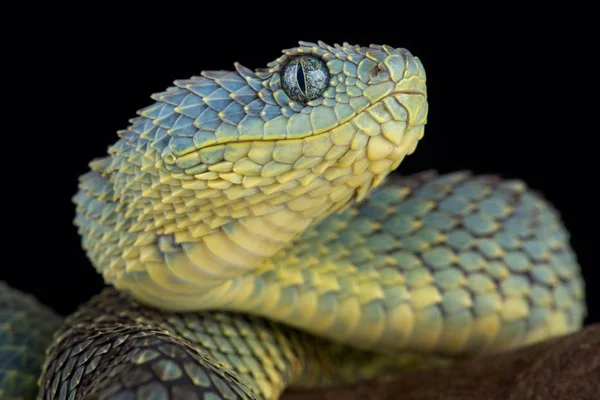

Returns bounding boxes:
[0,41,586,400]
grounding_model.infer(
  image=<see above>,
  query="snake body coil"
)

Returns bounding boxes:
[0,41,586,400]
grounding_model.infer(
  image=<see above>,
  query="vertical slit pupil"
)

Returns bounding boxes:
[296,63,306,95]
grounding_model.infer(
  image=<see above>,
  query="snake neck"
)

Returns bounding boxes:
[75,105,425,300]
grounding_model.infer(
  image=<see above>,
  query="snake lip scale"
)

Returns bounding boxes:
[0,40,585,400]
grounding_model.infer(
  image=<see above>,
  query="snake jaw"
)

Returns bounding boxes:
[152,42,427,166]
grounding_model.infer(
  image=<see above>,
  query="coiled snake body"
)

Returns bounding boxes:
[0,41,586,399]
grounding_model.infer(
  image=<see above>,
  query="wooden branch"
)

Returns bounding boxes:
[282,324,600,400]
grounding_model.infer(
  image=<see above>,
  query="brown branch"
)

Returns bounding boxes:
[282,324,600,400]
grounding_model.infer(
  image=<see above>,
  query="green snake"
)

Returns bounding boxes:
[0,41,586,400]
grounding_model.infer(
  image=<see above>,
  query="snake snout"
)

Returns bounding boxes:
[390,49,428,130]
[371,46,425,84]
[367,46,427,128]
[390,50,427,94]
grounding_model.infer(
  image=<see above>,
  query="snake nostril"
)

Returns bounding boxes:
[371,65,382,78]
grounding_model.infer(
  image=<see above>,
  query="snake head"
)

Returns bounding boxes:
[153,41,427,177]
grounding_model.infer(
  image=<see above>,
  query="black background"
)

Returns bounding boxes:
[4,13,598,326]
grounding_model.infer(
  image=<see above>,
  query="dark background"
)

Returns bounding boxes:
[4,14,597,326]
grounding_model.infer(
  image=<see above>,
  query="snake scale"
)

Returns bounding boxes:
[0,41,586,400]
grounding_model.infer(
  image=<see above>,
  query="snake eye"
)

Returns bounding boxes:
[281,56,329,103]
